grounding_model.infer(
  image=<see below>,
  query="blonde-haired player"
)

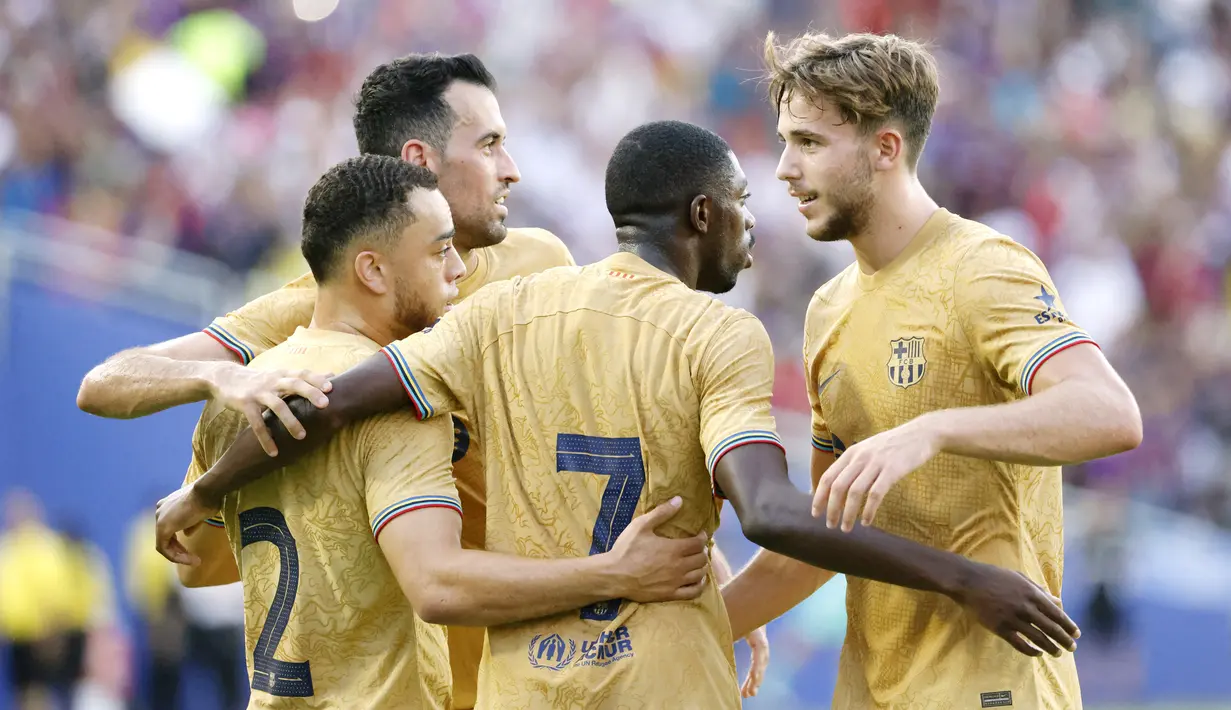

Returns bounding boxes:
[722,31,1143,709]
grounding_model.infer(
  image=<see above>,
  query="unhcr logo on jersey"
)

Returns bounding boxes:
[575,626,635,668]
[526,627,636,671]
[527,633,577,671]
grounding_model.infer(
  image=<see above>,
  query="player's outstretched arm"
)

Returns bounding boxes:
[78,333,241,417]
[77,332,333,456]
[380,497,709,627]
[153,352,410,562]
[715,443,1081,658]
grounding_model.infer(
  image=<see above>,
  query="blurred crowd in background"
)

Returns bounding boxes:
[4,0,1231,707]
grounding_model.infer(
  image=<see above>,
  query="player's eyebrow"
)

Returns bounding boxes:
[477,130,503,146]
[781,128,827,143]
[434,228,456,242]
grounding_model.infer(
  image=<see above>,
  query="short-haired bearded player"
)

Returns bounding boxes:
[154,120,1080,709]
[75,52,769,704]
[719,32,1144,709]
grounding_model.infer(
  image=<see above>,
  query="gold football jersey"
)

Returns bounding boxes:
[382,252,784,709]
[805,209,1089,710]
[184,327,460,709]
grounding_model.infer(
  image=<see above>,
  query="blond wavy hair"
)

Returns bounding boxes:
[764,31,940,169]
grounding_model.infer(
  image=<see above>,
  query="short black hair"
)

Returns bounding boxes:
[604,120,736,226]
[301,155,439,283]
[353,53,497,157]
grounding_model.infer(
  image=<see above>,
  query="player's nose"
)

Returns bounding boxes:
[447,246,467,282]
[499,145,521,184]
[775,147,800,181]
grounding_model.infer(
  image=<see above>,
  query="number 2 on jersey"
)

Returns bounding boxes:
[239,507,314,697]
[556,434,646,621]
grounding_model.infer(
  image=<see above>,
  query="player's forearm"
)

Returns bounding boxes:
[734,480,974,600]
[722,549,834,640]
[194,353,408,505]
[414,551,622,627]
[719,446,980,599]
[78,352,224,418]
[918,379,1142,466]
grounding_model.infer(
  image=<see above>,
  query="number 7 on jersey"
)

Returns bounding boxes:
[556,434,646,621]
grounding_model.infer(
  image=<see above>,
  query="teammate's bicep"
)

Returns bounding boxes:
[144,331,242,363]
[377,507,464,612]
[1027,339,1121,395]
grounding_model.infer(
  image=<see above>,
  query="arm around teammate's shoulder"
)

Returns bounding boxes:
[77,332,237,418]
[76,330,334,457]
[378,497,708,627]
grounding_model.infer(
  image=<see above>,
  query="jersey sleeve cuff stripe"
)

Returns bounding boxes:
[205,517,225,528]
[372,497,462,539]
[381,344,435,420]
[706,430,784,474]
[203,324,255,365]
[812,434,834,452]
[1020,332,1099,394]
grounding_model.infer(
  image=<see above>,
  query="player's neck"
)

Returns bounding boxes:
[849,174,939,274]
[615,233,693,287]
[308,290,403,348]
[452,228,487,278]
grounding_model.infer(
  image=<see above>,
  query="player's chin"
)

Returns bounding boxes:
[479,219,509,247]
[805,217,841,243]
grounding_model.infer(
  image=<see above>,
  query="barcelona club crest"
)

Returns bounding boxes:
[887,337,927,389]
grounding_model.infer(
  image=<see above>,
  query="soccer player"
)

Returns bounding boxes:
[75,53,613,708]
[721,32,1144,709]
[156,121,1079,709]
[171,154,712,709]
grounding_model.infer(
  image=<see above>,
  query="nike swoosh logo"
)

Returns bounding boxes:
[817,368,841,396]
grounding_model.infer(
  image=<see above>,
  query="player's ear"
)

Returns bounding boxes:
[690,194,710,234]
[401,140,440,172]
[874,127,903,171]
[353,250,391,296]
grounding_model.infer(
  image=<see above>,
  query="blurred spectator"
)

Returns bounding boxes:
[124,506,245,710]
[0,490,73,710]
[124,508,186,710]
[178,585,245,710]
[55,525,119,708]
